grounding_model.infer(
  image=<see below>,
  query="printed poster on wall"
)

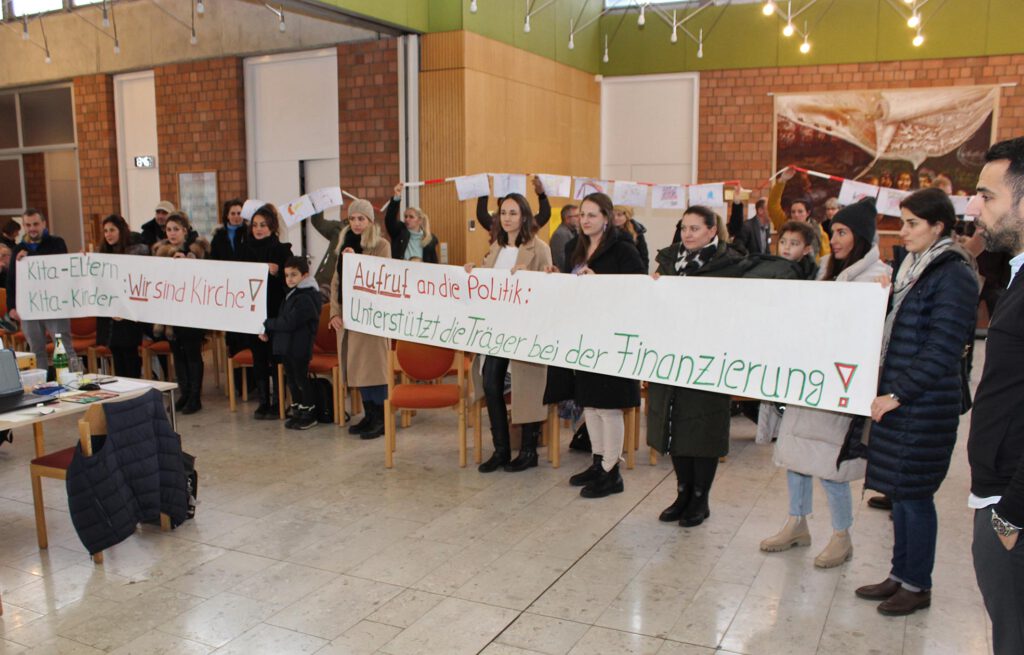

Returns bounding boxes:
[178,172,218,239]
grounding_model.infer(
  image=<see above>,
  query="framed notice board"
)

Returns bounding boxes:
[178,171,219,239]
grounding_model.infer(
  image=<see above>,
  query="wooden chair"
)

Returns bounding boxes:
[45,317,97,369]
[30,403,171,563]
[227,349,253,410]
[308,305,342,424]
[0,288,22,350]
[544,405,640,470]
[140,339,175,381]
[89,344,114,375]
[384,341,467,468]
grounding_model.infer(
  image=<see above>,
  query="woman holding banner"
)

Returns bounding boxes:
[386,183,439,263]
[239,204,293,419]
[762,198,891,568]
[466,193,552,473]
[648,206,748,528]
[562,192,644,498]
[211,199,250,397]
[329,199,391,439]
[96,214,149,379]
[153,212,210,414]
[856,188,978,615]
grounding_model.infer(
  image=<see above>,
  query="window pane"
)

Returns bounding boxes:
[19,87,75,147]
[0,158,25,212]
[73,0,104,5]
[11,0,63,16]
[0,95,18,150]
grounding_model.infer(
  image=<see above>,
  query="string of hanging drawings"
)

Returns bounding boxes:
[243,166,974,229]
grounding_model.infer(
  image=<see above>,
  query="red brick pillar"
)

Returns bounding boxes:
[73,74,120,246]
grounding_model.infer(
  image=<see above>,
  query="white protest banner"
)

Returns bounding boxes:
[309,186,344,213]
[876,187,910,217]
[612,181,649,207]
[536,174,572,198]
[492,174,527,198]
[950,194,973,216]
[17,254,270,334]
[341,255,888,416]
[651,184,687,210]
[689,182,725,206]
[838,179,881,206]
[241,199,265,220]
[573,178,611,200]
[281,195,316,228]
[455,174,490,200]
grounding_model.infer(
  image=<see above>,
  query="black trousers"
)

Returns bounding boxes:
[284,357,315,407]
[111,346,141,380]
[170,334,204,400]
[482,356,511,437]
[973,507,1024,655]
[249,335,275,389]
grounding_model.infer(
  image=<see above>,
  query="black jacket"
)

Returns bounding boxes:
[238,236,293,319]
[969,269,1024,526]
[384,198,439,262]
[629,219,650,271]
[867,250,978,500]
[654,239,749,279]
[209,225,248,262]
[65,390,191,555]
[476,194,551,232]
[7,232,68,311]
[737,217,771,255]
[571,228,645,409]
[265,278,322,360]
[741,253,818,280]
[140,218,165,248]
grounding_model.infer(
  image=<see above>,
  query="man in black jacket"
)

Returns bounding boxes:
[140,200,175,248]
[736,199,772,255]
[966,137,1024,655]
[6,209,77,372]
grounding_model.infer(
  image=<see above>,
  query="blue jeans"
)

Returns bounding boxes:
[890,497,937,591]
[787,470,853,531]
[360,385,388,404]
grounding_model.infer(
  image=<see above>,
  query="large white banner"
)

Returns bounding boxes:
[17,254,270,334]
[342,255,889,416]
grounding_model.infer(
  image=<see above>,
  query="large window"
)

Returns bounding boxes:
[8,0,102,18]
[0,85,75,151]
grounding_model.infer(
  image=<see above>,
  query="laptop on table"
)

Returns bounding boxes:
[0,350,59,415]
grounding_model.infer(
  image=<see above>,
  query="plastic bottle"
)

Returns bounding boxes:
[53,333,69,383]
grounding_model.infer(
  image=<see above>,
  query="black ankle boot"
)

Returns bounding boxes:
[659,455,692,522]
[680,457,718,527]
[348,401,375,434]
[580,464,624,498]
[505,423,540,472]
[478,450,511,473]
[175,393,189,412]
[359,402,385,439]
[569,454,603,486]
[254,381,275,419]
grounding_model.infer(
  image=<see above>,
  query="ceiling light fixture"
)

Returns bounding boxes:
[470,0,478,14]
[196,0,205,15]
[763,1,776,17]
[603,34,609,62]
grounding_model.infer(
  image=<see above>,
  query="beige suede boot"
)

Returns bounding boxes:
[760,516,812,552]
[814,530,853,568]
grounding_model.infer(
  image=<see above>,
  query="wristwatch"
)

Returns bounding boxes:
[888,392,901,403]
[991,509,1021,538]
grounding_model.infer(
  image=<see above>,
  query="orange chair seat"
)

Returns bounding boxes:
[309,353,337,374]
[391,383,461,409]
[92,345,112,356]
[46,338,95,354]
[30,446,76,470]
[230,350,254,366]
[142,340,172,355]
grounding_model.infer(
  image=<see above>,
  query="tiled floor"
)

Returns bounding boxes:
[0,355,993,654]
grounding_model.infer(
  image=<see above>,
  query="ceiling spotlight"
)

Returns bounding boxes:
[113,38,120,54]
[638,4,645,27]
[697,28,704,59]
[783,22,794,37]
[190,29,197,45]
[568,32,574,50]
[913,31,924,47]
[196,0,205,15]
[45,54,51,64]
[763,1,776,16]
[800,37,810,54]
[603,35,609,63]
[278,9,285,31]
[523,14,530,33]
[903,0,914,4]
[469,0,478,14]
[21,16,29,40]
[907,12,920,28]
[101,1,110,28]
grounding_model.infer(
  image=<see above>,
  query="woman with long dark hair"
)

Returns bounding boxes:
[856,188,978,615]
[153,212,210,414]
[238,204,293,419]
[563,192,645,498]
[96,214,148,378]
[762,198,891,568]
[211,198,249,394]
[466,193,552,472]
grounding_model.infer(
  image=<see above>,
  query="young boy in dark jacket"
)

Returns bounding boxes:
[260,256,323,430]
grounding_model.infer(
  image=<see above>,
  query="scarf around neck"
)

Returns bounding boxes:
[882,237,953,358]
[676,237,719,275]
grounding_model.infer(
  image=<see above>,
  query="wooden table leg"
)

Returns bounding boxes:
[33,422,44,458]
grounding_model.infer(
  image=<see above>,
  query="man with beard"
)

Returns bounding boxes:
[965,137,1024,655]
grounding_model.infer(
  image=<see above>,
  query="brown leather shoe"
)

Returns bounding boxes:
[877,588,931,616]
[855,578,901,600]
[867,495,893,510]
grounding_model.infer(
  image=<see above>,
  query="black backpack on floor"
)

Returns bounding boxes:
[310,376,334,423]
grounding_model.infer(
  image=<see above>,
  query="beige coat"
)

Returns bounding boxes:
[469,238,552,424]
[773,246,892,482]
[330,239,391,388]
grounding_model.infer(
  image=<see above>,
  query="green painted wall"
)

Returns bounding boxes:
[599,0,1024,76]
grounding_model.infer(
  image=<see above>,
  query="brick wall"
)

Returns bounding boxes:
[22,152,47,217]
[73,74,120,245]
[699,54,1024,189]
[337,39,400,207]
[154,57,247,207]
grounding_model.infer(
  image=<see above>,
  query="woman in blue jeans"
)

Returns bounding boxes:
[858,188,978,616]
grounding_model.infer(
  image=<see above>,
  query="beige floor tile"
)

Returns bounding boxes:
[479,644,545,655]
[210,623,327,654]
[378,597,518,655]
[314,621,402,655]
[0,639,26,654]
[266,575,403,641]
[664,579,748,649]
[21,637,105,654]
[58,588,204,651]
[367,590,446,629]
[454,550,575,610]
[567,625,664,655]
[227,561,337,607]
[656,641,741,655]
[107,630,214,655]
[595,580,694,639]
[495,613,589,655]
[163,551,278,599]
[156,592,283,649]
[719,594,830,655]
[345,537,464,587]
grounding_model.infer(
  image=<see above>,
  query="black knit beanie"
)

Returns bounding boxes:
[832,197,878,244]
